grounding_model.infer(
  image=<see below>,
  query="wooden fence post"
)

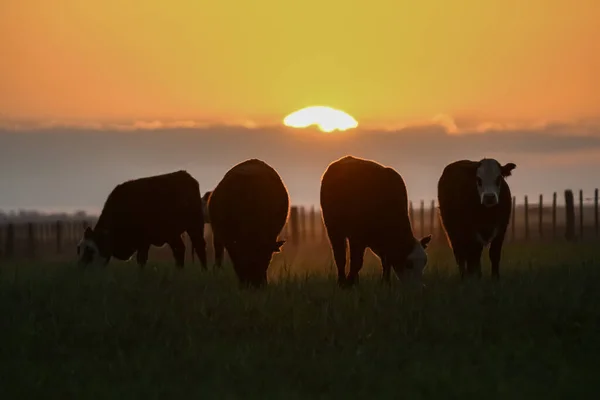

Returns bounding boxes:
[511,196,516,241]
[579,189,584,239]
[552,192,557,238]
[524,195,529,241]
[46,223,50,246]
[579,189,583,238]
[290,206,299,245]
[56,220,63,254]
[27,222,36,258]
[300,207,307,243]
[595,188,599,236]
[66,221,72,245]
[44,223,50,245]
[419,200,425,237]
[564,190,575,241]
[429,200,435,235]
[5,224,15,259]
[309,206,316,242]
[538,194,543,239]
[0,224,3,259]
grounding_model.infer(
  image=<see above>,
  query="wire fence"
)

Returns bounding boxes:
[0,189,597,263]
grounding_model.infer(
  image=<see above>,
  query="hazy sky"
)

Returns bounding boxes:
[2,123,600,213]
[1,1,599,213]
[1,0,599,127]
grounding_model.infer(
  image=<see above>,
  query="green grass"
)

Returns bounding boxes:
[1,243,600,398]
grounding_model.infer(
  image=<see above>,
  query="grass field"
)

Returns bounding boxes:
[1,243,600,398]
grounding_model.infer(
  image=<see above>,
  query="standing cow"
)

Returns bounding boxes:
[207,159,289,288]
[77,170,208,269]
[437,158,516,279]
[320,155,432,287]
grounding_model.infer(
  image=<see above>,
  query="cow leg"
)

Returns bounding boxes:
[187,227,208,270]
[346,240,366,287]
[168,236,186,268]
[466,245,483,278]
[489,230,506,280]
[381,257,392,285]
[373,247,392,284]
[136,244,150,269]
[213,234,225,269]
[327,231,347,286]
[451,243,468,278]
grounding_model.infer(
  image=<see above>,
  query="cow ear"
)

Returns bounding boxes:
[202,191,212,202]
[83,226,94,239]
[501,163,516,177]
[273,240,286,252]
[420,234,432,249]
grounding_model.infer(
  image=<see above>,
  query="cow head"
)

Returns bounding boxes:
[475,159,516,207]
[201,191,212,223]
[388,234,432,283]
[77,226,111,267]
[227,239,286,288]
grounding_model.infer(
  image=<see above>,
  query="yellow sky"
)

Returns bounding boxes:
[1,0,599,128]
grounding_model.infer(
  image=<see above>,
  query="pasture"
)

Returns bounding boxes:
[1,241,599,398]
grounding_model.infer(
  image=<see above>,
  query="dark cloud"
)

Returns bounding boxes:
[1,121,600,212]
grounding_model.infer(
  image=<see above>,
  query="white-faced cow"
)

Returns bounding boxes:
[320,155,432,288]
[207,159,289,288]
[77,170,208,269]
[437,158,516,279]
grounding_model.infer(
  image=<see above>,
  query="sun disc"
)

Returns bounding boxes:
[283,106,358,133]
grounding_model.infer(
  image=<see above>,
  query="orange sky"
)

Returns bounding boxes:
[1,0,599,128]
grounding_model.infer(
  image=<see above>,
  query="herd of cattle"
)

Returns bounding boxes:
[76,156,517,288]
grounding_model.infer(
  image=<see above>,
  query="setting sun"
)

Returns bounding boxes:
[283,106,358,133]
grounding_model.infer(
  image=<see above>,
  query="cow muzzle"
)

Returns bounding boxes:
[481,192,499,207]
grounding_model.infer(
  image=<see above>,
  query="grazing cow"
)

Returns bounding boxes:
[77,170,208,269]
[320,155,432,287]
[207,159,289,288]
[437,158,516,279]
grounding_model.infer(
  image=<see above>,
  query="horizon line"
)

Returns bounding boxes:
[1,115,600,136]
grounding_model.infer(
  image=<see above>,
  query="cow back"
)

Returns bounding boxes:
[208,159,289,243]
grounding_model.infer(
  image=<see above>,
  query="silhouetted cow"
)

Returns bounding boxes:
[437,158,516,279]
[320,155,432,287]
[77,170,207,269]
[207,159,289,288]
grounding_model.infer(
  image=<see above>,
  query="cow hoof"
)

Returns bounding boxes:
[341,277,358,288]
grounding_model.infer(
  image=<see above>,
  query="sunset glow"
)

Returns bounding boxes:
[283,106,358,133]
[1,1,598,128]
